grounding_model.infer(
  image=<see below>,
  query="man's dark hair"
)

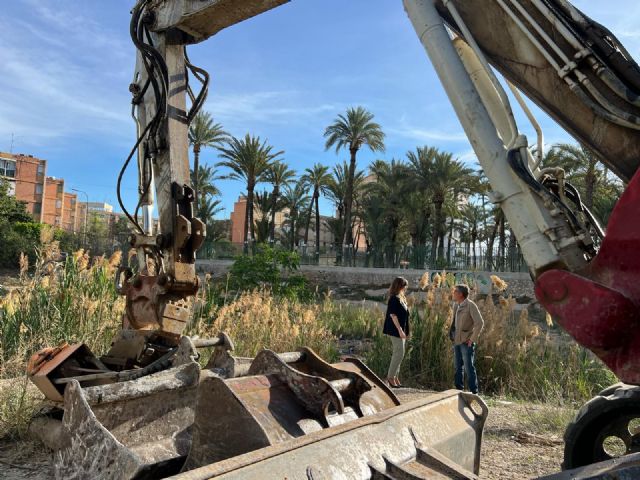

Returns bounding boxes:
[455,284,469,299]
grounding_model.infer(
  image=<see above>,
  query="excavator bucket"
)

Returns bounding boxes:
[29,338,487,479]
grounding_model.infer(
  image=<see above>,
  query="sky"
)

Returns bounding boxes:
[2,0,640,220]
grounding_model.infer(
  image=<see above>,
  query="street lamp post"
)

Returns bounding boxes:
[71,188,89,247]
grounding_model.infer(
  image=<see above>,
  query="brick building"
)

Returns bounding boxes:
[229,196,247,243]
[43,177,65,228]
[229,194,335,248]
[0,152,47,222]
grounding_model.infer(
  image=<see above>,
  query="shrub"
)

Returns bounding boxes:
[227,244,312,301]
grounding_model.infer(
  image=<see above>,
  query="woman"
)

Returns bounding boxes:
[383,276,410,387]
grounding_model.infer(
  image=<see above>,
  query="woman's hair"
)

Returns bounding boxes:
[389,276,409,297]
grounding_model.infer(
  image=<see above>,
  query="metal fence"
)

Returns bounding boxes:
[198,241,528,273]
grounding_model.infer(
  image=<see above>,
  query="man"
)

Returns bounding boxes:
[449,284,484,394]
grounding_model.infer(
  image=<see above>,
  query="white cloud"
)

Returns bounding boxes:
[387,125,468,143]
[0,7,132,147]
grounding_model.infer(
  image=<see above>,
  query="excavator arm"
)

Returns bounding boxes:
[406,0,640,473]
[25,1,640,478]
[110,0,288,359]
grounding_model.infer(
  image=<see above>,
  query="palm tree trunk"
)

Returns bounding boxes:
[270,187,278,244]
[431,201,442,265]
[246,187,255,245]
[446,217,454,264]
[193,145,200,208]
[315,194,321,262]
[472,234,477,268]
[507,228,517,269]
[585,159,597,210]
[342,149,358,248]
[485,212,500,269]
[290,211,296,251]
[498,214,506,270]
[304,190,315,245]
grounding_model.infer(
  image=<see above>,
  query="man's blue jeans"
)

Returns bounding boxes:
[454,343,478,394]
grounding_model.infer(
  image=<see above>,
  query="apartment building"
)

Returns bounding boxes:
[229,195,290,243]
[62,193,78,233]
[0,152,47,222]
[229,194,336,247]
[43,177,65,228]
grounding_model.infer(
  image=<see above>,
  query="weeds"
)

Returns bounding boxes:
[0,255,617,440]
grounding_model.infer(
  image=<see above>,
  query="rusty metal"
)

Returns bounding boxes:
[29,334,488,479]
[248,349,344,418]
[182,347,426,473]
[191,333,234,350]
[174,390,487,479]
[53,362,200,479]
[28,343,106,402]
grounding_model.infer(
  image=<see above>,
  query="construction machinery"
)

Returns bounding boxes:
[25,0,640,478]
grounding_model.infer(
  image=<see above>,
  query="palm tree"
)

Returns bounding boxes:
[253,190,274,243]
[188,111,228,206]
[301,164,333,259]
[197,196,223,233]
[429,150,474,264]
[326,161,366,261]
[324,106,385,249]
[281,181,311,251]
[190,165,221,221]
[217,134,284,247]
[366,159,411,266]
[460,203,485,268]
[191,165,220,198]
[544,143,601,210]
[264,161,296,244]
[360,194,389,267]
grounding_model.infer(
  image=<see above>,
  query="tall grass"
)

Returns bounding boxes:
[0,253,616,439]
[363,282,616,402]
[0,248,124,378]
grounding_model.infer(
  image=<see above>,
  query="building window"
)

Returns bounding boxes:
[35,184,43,194]
[55,216,61,225]
[33,203,42,214]
[0,158,16,178]
[56,200,62,209]
[37,163,45,176]
[56,184,63,194]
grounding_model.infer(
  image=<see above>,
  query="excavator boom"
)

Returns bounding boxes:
[26,1,640,479]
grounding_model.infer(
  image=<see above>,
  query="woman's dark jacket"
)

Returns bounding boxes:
[383,295,410,337]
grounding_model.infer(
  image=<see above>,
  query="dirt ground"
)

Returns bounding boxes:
[397,389,569,479]
[0,388,571,479]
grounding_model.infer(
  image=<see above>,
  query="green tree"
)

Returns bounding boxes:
[281,181,311,251]
[429,150,474,264]
[264,161,296,244]
[460,203,485,268]
[326,161,366,257]
[188,111,228,206]
[217,134,284,246]
[0,180,38,267]
[324,106,385,250]
[253,190,274,243]
[300,163,332,259]
[365,159,411,265]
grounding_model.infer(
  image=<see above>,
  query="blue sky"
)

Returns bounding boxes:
[2,1,640,219]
